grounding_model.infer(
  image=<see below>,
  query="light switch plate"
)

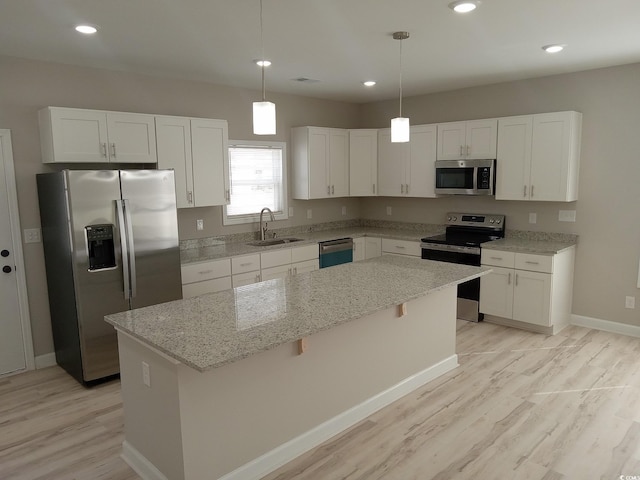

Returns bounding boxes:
[196,219,204,231]
[559,210,576,222]
[625,296,635,309]
[529,213,537,224]
[341,206,347,216]
[386,206,392,216]
[288,207,294,217]
[24,228,41,243]
[306,209,312,219]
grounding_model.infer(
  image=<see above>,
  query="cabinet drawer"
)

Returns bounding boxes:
[291,244,318,263]
[481,250,515,268]
[292,259,318,274]
[232,271,262,288]
[181,258,231,284]
[381,239,421,257]
[182,276,232,298]
[261,249,292,269]
[231,254,261,274]
[515,253,553,273]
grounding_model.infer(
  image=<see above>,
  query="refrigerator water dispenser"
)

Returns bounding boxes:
[85,224,116,271]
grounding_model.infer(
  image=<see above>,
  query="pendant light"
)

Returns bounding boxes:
[253,0,276,135]
[391,31,410,143]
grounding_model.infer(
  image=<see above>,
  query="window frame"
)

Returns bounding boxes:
[222,140,288,226]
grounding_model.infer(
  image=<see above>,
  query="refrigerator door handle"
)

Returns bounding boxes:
[122,199,137,299]
[115,200,131,300]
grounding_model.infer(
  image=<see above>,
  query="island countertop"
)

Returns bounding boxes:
[105,255,490,372]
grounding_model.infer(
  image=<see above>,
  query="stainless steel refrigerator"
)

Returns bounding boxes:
[37,170,182,384]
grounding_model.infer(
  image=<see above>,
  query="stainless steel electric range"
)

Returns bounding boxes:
[421,212,505,322]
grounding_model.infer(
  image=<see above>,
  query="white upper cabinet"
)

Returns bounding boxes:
[436,119,497,160]
[349,129,378,196]
[292,127,349,199]
[496,111,582,202]
[378,124,437,198]
[156,116,229,208]
[39,107,157,163]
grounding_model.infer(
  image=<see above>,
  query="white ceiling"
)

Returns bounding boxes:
[2,0,640,103]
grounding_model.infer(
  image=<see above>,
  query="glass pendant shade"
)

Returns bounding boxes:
[391,117,410,143]
[253,101,276,135]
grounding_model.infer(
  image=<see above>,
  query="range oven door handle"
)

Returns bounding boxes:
[420,243,481,256]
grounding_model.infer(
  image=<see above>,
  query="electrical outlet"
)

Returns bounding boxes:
[142,361,151,387]
[306,209,312,219]
[625,296,635,309]
[288,207,294,217]
[559,210,576,222]
[386,206,392,216]
[24,228,41,244]
[341,206,347,216]
[529,213,537,224]
[196,219,204,231]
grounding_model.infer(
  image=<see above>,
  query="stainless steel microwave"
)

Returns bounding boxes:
[435,159,495,195]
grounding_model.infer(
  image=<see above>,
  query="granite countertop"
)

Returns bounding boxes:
[483,237,577,255]
[180,227,431,265]
[105,255,490,372]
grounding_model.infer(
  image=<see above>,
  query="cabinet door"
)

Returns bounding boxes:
[308,128,330,198]
[232,271,262,288]
[496,116,532,201]
[530,112,573,201]
[329,129,349,197]
[377,129,407,196]
[191,118,229,207]
[465,119,497,159]
[364,237,382,259]
[353,238,366,261]
[436,121,466,160]
[106,113,157,163]
[46,108,109,163]
[479,266,514,318]
[292,259,318,275]
[182,277,232,298]
[407,124,437,197]
[512,270,551,326]
[349,129,378,196]
[156,116,194,208]
[261,264,291,281]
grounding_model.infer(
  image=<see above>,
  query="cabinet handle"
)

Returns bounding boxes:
[508,272,511,285]
[327,185,330,195]
[187,191,193,204]
[490,256,503,260]
[406,184,409,194]
[523,185,527,198]
[226,189,230,202]
[101,143,108,158]
[515,273,519,286]
[294,267,298,274]
[373,184,376,195]
[240,262,253,267]
[395,245,406,250]
[459,145,463,156]
[256,274,261,282]
[531,185,535,197]
[525,261,540,265]
[331,185,335,195]
[466,145,470,156]
[288,268,292,275]
[198,269,213,275]
[111,143,116,158]
[401,184,404,194]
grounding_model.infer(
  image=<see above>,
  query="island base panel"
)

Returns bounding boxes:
[118,286,458,480]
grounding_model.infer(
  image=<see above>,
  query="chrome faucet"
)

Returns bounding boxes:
[259,207,276,240]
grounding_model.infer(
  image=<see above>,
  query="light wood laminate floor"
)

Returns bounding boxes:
[1,322,639,480]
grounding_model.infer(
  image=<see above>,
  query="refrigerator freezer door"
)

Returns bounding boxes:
[65,170,129,381]
[120,170,182,309]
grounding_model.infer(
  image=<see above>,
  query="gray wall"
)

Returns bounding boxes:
[0,55,361,357]
[359,63,640,328]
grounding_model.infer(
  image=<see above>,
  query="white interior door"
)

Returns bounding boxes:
[0,130,33,375]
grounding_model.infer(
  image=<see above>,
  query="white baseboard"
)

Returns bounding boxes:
[120,355,458,480]
[571,314,640,338]
[121,441,169,480]
[220,354,459,480]
[34,352,56,369]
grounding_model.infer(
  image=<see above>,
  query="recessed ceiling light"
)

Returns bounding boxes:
[448,1,478,13]
[542,44,565,53]
[363,81,376,87]
[75,24,97,34]
[255,59,272,67]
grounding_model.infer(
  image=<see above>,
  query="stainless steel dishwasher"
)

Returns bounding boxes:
[318,238,354,268]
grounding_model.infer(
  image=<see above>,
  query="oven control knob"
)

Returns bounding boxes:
[489,219,495,224]
[447,216,452,221]
[496,219,501,224]
[452,216,457,221]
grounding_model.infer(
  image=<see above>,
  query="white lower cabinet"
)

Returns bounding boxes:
[181,258,232,298]
[260,244,319,280]
[232,254,261,288]
[480,247,575,333]
[381,238,421,257]
[354,237,382,261]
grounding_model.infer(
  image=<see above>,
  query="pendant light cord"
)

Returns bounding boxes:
[398,37,403,117]
[260,0,266,102]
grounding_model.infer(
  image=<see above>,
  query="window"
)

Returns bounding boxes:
[223,140,288,225]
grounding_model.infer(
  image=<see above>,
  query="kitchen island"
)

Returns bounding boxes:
[105,255,489,480]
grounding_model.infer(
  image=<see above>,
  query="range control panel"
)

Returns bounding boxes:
[445,212,505,230]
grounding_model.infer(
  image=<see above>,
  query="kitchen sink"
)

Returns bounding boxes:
[246,237,304,247]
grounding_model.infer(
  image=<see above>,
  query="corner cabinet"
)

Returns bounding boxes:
[436,119,497,161]
[377,124,437,198]
[480,247,576,334]
[156,116,229,208]
[496,111,582,202]
[349,129,378,196]
[292,127,349,199]
[39,107,157,164]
